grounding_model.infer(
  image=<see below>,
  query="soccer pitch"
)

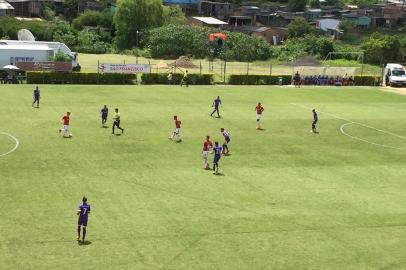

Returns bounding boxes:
[1,85,406,269]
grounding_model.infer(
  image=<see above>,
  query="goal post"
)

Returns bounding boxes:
[291,52,364,79]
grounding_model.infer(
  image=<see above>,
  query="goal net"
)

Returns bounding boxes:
[292,66,357,77]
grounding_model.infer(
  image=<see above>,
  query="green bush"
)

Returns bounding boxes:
[27,72,135,84]
[147,25,210,59]
[141,73,213,84]
[76,30,110,54]
[228,75,292,85]
[147,25,272,61]
[0,16,49,40]
[276,34,334,61]
[72,11,114,31]
[353,75,381,86]
[141,73,182,84]
[52,51,71,62]
[220,32,272,62]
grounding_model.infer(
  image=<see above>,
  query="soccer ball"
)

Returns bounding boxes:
[69,133,73,138]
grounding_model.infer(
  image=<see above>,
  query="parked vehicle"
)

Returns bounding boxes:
[385,64,406,87]
[0,44,53,68]
[0,40,81,71]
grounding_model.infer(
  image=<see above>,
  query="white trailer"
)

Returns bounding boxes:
[0,40,80,71]
[0,44,53,69]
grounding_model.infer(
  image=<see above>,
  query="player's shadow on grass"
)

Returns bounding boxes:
[78,240,92,246]
[257,128,266,131]
[115,134,122,136]
[213,172,225,176]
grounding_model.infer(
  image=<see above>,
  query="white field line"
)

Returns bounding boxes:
[340,123,400,149]
[290,103,406,149]
[0,131,20,157]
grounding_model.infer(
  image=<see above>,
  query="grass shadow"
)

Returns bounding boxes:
[78,240,92,246]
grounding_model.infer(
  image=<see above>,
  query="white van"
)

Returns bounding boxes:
[385,64,406,87]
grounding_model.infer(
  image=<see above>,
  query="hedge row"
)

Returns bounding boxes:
[26,72,381,86]
[353,76,381,86]
[27,72,136,84]
[228,75,292,85]
[229,75,382,86]
[141,73,214,85]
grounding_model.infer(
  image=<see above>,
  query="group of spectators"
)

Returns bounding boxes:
[293,72,355,87]
[0,71,19,84]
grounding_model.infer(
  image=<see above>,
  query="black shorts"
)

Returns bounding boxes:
[114,120,120,126]
[78,217,88,227]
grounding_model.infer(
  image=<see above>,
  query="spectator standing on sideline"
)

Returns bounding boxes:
[167,72,173,85]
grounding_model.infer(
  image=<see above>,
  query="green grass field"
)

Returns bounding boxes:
[1,85,406,269]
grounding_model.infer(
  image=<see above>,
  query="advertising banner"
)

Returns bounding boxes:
[99,63,150,74]
[16,62,72,71]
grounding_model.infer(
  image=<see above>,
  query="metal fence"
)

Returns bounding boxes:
[93,57,381,83]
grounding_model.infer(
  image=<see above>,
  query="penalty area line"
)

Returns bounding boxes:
[290,103,406,149]
[0,131,20,157]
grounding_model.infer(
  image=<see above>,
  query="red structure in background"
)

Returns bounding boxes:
[209,33,227,42]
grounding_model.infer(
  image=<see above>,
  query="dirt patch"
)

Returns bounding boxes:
[169,56,197,69]
[381,86,406,96]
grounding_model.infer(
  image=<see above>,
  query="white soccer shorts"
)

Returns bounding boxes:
[256,114,262,121]
[174,128,180,134]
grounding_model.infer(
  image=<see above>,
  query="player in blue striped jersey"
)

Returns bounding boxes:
[220,128,230,155]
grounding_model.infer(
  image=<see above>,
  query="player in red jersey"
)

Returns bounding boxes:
[59,112,72,138]
[255,102,264,130]
[169,115,182,142]
[202,135,213,169]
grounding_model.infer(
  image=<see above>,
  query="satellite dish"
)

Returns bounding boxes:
[18,29,35,41]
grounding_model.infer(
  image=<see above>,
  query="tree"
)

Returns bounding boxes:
[347,0,377,8]
[338,19,355,39]
[147,25,209,59]
[361,33,402,64]
[76,30,109,53]
[287,17,314,38]
[288,0,306,12]
[163,6,186,25]
[303,34,334,57]
[338,19,355,32]
[48,20,77,47]
[309,0,320,8]
[114,0,164,49]
[72,11,114,31]
[42,6,55,21]
[62,0,79,21]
